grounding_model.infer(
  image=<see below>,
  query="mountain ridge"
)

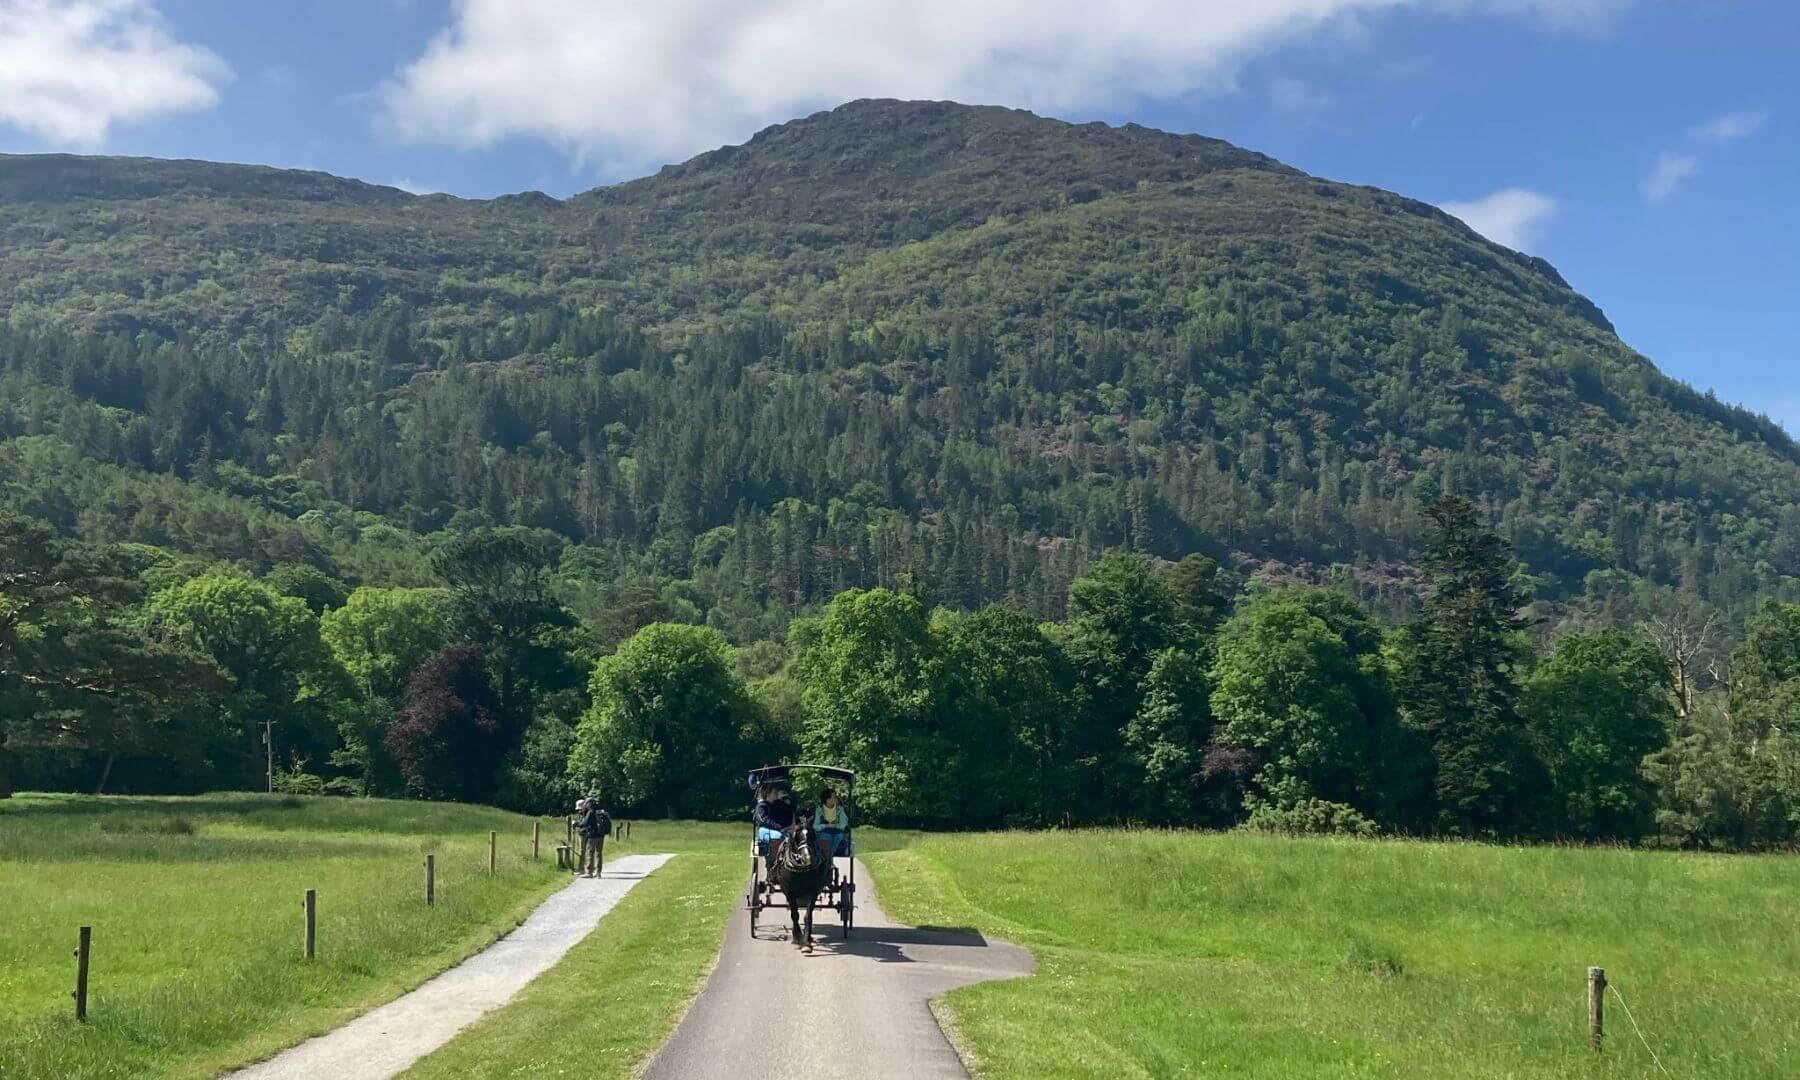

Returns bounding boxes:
[0,98,1793,624]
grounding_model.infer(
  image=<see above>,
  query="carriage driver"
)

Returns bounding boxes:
[754,783,795,869]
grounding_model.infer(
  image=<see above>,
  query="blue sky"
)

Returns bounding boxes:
[0,1,1792,426]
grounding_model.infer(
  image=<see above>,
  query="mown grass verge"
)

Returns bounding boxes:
[867,830,1800,1079]
[0,793,575,1079]
[399,842,742,1079]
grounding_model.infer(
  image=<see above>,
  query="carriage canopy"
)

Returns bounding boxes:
[746,763,855,791]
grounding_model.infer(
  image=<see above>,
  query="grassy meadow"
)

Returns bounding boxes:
[11,795,1800,1080]
[867,831,1800,1079]
[0,793,619,1079]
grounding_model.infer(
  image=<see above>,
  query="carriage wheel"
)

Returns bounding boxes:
[840,882,854,939]
[747,860,762,938]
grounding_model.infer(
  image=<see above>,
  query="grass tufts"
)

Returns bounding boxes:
[1339,934,1404,979]
[98,815,197,835]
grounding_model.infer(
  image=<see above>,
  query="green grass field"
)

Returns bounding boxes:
[866,831,1800,1078]
[0,793,591,1079]
[12,796,1800,1080]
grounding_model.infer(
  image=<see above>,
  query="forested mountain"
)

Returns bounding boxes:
[3,98,1797,633]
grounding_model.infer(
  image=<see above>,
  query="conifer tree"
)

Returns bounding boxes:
[1397,497,1544,835]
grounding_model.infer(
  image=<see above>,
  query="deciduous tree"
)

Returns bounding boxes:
[567,623,766,818]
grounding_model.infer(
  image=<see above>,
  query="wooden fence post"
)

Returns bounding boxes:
[532,821,540,861]
[425,854,435,906]
[303,889,316,960]
[565,816,573,850]
[73,926,91,1022]
[1588,967,1605,1051]
[489,830,497,874]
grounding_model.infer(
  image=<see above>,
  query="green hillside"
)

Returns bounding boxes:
[2,98,1796,628]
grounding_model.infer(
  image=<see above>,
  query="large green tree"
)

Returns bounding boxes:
[1057,552,1190,817]
[567,623,768,818]
[1397,497,1544,836]
[432,528,578,733]
[1211,587,1408,826]
[1523,630,1673,840]
[0,514,216,796]
[1124,647,1213,823]
[318,586,454,792]
[792,588,943,823]
[143,571,344,786]
[320,587,455,703]
[935,605,1077,826]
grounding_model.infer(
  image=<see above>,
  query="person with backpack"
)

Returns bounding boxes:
[577,797,611,878]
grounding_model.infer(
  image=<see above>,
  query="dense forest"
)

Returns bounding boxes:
[3,100,1798,844]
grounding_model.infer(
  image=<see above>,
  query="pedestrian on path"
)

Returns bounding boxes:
[577,797,611,878]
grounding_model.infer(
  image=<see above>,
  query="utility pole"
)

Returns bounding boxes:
[263,720,274,794]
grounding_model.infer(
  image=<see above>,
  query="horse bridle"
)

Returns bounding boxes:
[779,822,818,872]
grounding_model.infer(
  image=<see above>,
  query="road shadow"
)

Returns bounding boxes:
[858,925,989,947]
[785,924,992,963]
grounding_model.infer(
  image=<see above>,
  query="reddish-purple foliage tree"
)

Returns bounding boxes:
[385,644,506,801]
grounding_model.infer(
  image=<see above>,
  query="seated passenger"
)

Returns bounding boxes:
[813,787,850,861]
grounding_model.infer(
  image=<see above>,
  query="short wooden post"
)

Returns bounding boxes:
[556,843,571,869]
[1588,966,1606,1051]
[73,925,91,1022]
[302,889,316,960]
[424,854,435,906]
[488,830,497,874]
[532,821,541,861]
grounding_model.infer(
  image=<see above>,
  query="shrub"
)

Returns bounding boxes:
[273,762,327,796]
[1243,796,1378,837]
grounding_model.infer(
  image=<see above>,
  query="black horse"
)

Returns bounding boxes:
[770,813,831,952]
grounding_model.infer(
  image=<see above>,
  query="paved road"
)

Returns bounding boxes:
[642,858,1033,1080]
[230,854,673,1080]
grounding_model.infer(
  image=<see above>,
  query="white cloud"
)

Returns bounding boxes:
[1692,108,1769,143]
[0,0,229,147]
[388,177,440,195]
[381,0,1632,170]
[1439,187,1556,251]
[1641,151,1698,205]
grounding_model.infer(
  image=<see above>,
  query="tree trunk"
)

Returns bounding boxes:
[94,752,117,795]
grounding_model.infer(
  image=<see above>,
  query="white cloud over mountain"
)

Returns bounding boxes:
[1641,152,1699,205]
[0,0,228,147]
[1440,188,1557,251]
[381,0,1632,169]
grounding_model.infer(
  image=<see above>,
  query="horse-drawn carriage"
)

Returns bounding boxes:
[745,763,855,947]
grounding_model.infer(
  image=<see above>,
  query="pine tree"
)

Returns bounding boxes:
[1397,497,1545,836]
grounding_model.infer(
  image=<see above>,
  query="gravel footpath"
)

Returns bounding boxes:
[229,853,673,1080]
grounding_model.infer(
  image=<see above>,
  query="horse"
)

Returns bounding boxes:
[770,812,832,953]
